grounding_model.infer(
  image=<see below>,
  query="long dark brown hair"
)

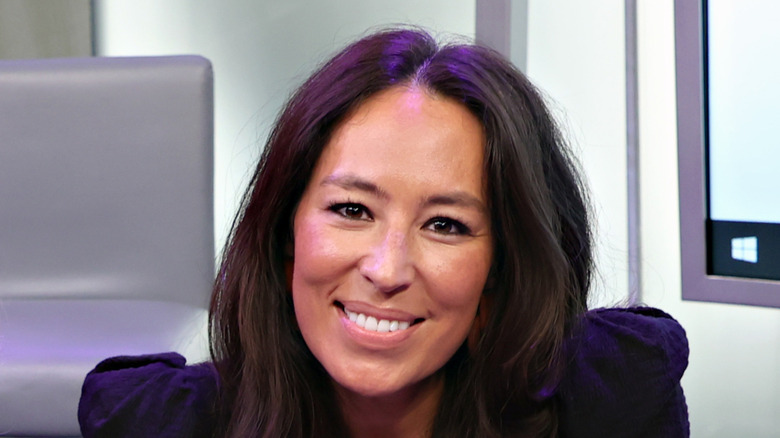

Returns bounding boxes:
[209,27,593,437]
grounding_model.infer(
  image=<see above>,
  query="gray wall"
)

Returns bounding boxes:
[0,0,92,59]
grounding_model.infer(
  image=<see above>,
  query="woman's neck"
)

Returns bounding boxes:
[335,374,444,438]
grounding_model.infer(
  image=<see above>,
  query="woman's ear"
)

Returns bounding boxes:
[284,237,294,292]
[468,292,493,351]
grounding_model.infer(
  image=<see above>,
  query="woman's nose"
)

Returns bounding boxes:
[358,229,414,294]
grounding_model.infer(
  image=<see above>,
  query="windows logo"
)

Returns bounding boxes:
[731,236,758,263]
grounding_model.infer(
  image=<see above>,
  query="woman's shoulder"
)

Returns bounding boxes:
[557,306,690,437]
[78,352,219,438]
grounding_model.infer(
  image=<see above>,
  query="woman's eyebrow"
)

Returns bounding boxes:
[320,174,389,199]
[321,174,486,213]
[423,193,487,214]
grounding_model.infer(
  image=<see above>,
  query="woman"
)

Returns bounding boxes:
[79,28,689,437]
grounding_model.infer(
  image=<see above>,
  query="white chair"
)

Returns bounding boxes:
[0,55,214,436]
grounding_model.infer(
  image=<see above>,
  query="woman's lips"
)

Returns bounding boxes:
[334,301,424,347]
[343,307,412,333]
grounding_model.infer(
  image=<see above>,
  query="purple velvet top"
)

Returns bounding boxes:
[78,307,689,437]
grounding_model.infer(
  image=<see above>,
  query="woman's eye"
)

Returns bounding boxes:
[425,217,471,236]
[330,203,372,220]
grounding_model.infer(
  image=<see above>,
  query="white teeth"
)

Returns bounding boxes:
[343,308,414,333]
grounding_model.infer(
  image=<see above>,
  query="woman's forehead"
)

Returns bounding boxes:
[311,86,487,194]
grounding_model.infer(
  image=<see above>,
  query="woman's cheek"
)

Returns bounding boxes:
[294,219,359,283]
[424,247,491,307]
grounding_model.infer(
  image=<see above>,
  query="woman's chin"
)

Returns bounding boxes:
[329,367,443,402]
[333,376,406,399]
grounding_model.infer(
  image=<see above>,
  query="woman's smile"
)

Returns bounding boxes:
[291,85,493,400]
[339,300,421,332]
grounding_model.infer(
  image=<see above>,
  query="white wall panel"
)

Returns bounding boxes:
[526,0,629,307]
[638,1,780,436]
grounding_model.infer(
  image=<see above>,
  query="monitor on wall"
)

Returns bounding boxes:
[676,0,780,308]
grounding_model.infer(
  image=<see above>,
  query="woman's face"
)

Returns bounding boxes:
[291,85,493,400]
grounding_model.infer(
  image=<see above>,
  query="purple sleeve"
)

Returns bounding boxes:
[557,307,690,438]
[78,352,219,438]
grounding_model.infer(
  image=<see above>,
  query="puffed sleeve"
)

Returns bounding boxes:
[78,352,219,438]
[557,307,690,438]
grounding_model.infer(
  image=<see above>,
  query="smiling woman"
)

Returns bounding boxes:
[291,87,492,434]
[78,28,690,437]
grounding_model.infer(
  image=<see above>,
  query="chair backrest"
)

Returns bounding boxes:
[0,55,214,308]
[0,56,214,436]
